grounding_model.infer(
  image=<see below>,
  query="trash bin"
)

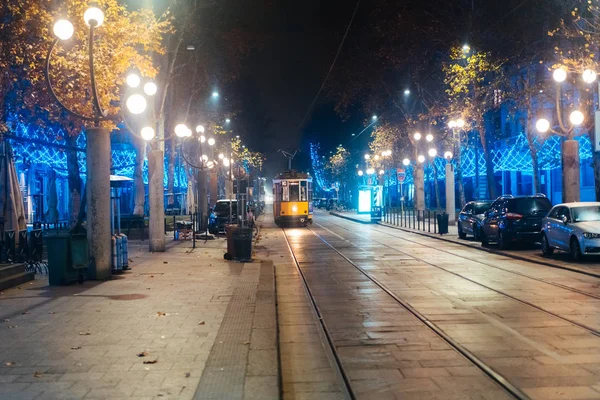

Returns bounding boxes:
[47,235,81,285]
[437,212,449,235]
[233,227,253,262]
[225,224,239,260]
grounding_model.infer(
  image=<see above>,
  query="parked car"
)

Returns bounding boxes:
[480,194,552,249]
[541,202,600,261]
[457,200,493,240]
[208,199,238,234]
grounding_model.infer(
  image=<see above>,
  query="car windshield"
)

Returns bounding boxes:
[214,202,237,214]
[571,206,600,222]
[473,202,492,214]
[512,198,552,215]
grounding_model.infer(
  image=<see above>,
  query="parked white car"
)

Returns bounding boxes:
[541,202,600,261]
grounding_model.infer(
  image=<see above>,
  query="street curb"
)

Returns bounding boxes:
[329,211,373,224]
[376,221,600,279]
[325,211,600,279]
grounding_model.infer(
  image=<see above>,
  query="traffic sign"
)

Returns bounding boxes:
[396,168,406,183]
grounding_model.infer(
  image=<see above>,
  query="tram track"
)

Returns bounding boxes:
[317,216,600,337]
[281,226,526,400]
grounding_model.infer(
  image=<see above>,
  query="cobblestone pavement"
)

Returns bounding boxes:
[302,212,600,399]
[0,235,277,400]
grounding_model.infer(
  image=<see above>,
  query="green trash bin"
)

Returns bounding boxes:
[47,235,80,285]
[233,227,253,262]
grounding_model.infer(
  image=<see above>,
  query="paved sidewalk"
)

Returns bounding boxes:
[329,210,600,277]
[0,234,277,400]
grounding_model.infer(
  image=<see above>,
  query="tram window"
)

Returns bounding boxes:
[300,181,307,201]
[288,182,299,201]
[308,181,313,202]
[282,185,289,201]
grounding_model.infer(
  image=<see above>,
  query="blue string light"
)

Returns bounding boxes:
[309,143,329,190]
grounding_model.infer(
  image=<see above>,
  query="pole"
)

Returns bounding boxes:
[86,127,111,279]
[562,140,581,202]
[148,148,166,252]
[445,163,455,225]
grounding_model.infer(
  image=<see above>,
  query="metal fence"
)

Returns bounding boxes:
[383,207,439,234]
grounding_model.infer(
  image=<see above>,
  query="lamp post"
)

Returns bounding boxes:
[46,7,113,279]
[123,72,163,252]
[412,132,426,213]
[447,118,466,208]
[535,67,592,203]
[175,123,217,240]
[443,151,456,225]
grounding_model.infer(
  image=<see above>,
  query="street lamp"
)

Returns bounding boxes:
[426,134,434,142]
[143,81,158,96]
[403,158,410,166]
[417,155,425,163]
[428,148,437,157]
[141,126,155,141]
[358,170,364,176]
[364,154,370,160]
[46,6,117,279]
[535,66,596,203]
[367,167,375,175]
[126,73,141,88]
[404,89,410,95]
[413,132,422,141]
[553,67,567,83]
[372,115,378,121]
[212,91,219,98]
[444,151,453,160]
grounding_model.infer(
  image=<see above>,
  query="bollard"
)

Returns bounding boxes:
[428,210,431,232]
[434,211,437,234]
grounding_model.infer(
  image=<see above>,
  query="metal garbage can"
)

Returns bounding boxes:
[225,224,239,260]
[437,212,449,235]
[233,227,253,262]
[47,235,81,285]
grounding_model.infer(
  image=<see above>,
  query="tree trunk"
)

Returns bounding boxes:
[65,134,81,228]
[531,147,541,194]
[132,136,146,216]
[167,138,175,205]
[484,150,496,199]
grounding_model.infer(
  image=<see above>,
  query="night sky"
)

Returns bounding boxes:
[231,0,365,178]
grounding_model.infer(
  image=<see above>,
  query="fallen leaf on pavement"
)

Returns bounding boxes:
[21,311,29,315]
[163,261,168,264]
[143,359,158,364]
[198,321,205,325]
[33,371,43,378]
[137,351,148,357]
[71,346,82,350]
[150,275,154,278]
[48,312,56,315]
[146,288,151,290]
[79,331,91,336]
[3,319,9,322]
[157,311,166,317]
[160,335,166,339]
[5,361,16,366]
[8,325,17,329]
[243,341,250,345]
[185,372,191,378]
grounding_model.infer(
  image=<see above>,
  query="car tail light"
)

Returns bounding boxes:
[506,213,523,220]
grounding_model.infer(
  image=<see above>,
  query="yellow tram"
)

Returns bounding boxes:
[273,171,313,226]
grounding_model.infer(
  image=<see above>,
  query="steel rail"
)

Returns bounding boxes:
[303,225,528,400]
[281,228,355,400]
[317,217,600,338]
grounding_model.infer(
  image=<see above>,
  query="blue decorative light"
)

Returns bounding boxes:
[309,143,329,190]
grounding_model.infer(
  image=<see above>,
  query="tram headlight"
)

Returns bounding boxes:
[292,205,298,213]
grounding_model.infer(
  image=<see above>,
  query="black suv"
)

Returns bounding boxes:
[480,195,552,249]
